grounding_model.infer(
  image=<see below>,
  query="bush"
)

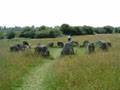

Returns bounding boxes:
[0,33,4,39]
[82,25,94,35]
[60,24,71,35]
[6,31,15,39]
[35,29,63,38]
[0,35,4,39]
[60,24,94,35]
[103,26,114,34]
[19,27,35,38]
[94,27,106,34]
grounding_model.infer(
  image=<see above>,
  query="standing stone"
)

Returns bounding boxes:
[37,43,41,46]
[57,42,64,47]
[35,45,50,56]
[99,42,108,51]
[96,40,102,47]
[83,40,89,47]
[10,45,19,52]
[10,43,30,52]
[16,44,26,51]
[106,42,112,47]
[47,43,54,47]
[71,41,79,47]
[87,43,95,54]
[61,41,74,55]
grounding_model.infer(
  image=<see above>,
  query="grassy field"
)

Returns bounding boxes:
[0,34,120,90]
[43,34,120,90]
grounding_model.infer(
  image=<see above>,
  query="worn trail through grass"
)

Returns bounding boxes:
[15,47,85,90]
[15,48,61,90]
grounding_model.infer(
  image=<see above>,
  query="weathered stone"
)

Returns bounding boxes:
[37,43,41,46]
[61,41,74,55]
[96,40,102,47]
[83,40,89,47]
[99,42,108,51]
[35,45,50,56]
[47,43,54,47]
[87,43,95,54]
[71,41,79,47]
[57,42,64,47]
[10,45,19,52]
[106,42,112,47]
[16,44,28,51]
[10,44,26,52]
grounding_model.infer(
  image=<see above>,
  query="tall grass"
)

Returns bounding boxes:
[0,39,53,90]
[0,49,45,90]
[0,34,120,90]
[43,34,120,90]
[0,37,64,90]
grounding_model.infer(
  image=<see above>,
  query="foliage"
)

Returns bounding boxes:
[82,25,94,35]
[0,32,4,39]
[0,24,120,39]
[35,29,63,38]
[39,25,47,30]
[60,24,71,35]
[103,26,114,33]
[6,30,15,39]
[94,27,106,34]
[60,24,94,35]
[19,26,35,38]
[114,27,120,33]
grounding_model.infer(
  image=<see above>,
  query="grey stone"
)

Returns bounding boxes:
[61,41,74,55]
[10,45,19,52]
[83,40,89,47]
[87,43,95,54]
[96,40,102,47]
[10,44,26,52]
[57,42,64,47]
[106,42,112,47]
[35,45,50,56]
[37,43,41,46]
[47,43,54,47]
[71,41,79,47]
[99,42,108,51]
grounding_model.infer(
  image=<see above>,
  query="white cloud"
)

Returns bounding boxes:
[0,0,120,27]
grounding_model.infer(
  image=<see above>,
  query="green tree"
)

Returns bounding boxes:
[82,25,94,35]
[94,27,106,34]
[35,29,62,38]
[6,30,15,39]
[19,26,35,38]
[39,25,47,30]
[114,27,120,33]
[103,26,114,33]
[60,24,72,35]
[0,32,4,39]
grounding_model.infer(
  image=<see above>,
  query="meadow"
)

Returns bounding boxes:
[0,34,120,90]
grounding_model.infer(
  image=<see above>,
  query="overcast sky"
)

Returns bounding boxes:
[0,0,120,27]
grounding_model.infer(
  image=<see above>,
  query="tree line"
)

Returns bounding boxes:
[0,24,120,39]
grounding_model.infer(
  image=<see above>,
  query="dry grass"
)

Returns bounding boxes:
[0,34,120,90]
[43,34,120,90]
[0,39,52,90]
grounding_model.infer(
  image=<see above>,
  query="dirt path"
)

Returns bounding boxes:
[15,48,61,90]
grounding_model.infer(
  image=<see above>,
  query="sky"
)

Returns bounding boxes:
[0,0,120,27]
